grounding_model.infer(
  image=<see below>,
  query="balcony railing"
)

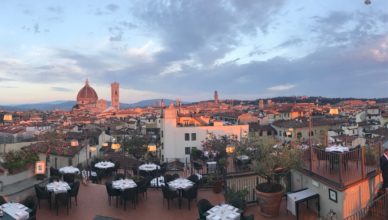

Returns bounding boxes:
[301,144,381,189]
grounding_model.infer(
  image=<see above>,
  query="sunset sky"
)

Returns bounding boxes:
[0,0,387,104]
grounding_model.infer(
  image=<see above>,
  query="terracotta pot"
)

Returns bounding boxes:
[213,181,223,193]
[255,186,283,217]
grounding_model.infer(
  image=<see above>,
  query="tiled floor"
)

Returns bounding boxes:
[36,183,317,220]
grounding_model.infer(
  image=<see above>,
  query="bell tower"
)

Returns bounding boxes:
[111,82,120,110]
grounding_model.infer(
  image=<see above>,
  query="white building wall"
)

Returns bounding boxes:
[161,118,248,161]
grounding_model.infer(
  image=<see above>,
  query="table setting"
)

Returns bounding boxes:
[46,181,71,194]
[94,161,115,169]
[206,204,241,220]
[112,179,137,190]
[59,166,80,174]
[0,202,30,220]
[138,163,160,172]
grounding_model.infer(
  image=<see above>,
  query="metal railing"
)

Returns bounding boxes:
[225,172,290,203]
[302,144,381,189]
[344,192,388,220]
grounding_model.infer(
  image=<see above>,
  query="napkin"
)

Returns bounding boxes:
[17,204,24,209]
[228,213,237,219]
[211,215,221,220]
[2,203,9,208]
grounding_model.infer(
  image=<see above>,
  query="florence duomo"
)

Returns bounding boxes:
[73,79,120,113]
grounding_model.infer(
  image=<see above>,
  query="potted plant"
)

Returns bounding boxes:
[245,139,302,217]
[206,173,223,193]
[224,186,249,210]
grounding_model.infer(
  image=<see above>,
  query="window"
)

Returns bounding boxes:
[191,133,196,141]
[267,130,272,136]
[161,131,163,138]
[185,147,191,155]
[259,131,263,136]
[185,133,190,141]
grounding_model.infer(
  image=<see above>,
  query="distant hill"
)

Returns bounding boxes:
[0,99,188,111]
[128,99,185,108]
[0,101,76,111]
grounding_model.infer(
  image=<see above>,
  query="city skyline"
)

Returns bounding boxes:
[1,0,388,104]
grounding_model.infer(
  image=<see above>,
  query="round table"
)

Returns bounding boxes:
[112,179,137,190]
[139,163,160,172]
[59,166,80,174]
[95,161,115,169]
[46,181,71,194]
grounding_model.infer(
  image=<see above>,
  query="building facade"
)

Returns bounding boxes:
[160,104,248,162]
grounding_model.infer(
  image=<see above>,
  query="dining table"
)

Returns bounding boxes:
[112,179,137,191]
[138,163,160,172]
[94,161,115,169]
[168,178,194,208]
[59,166,80,174]
[46,181,71,194]
[206,204,241,220]
[0,202,31,220]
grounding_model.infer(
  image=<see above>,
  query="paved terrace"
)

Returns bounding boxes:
[36,183,317,220]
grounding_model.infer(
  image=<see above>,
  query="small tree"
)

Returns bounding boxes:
[122,135,147,159]
[202,133,239,160]
[242,138,302,192]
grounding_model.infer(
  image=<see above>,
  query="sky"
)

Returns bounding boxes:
[0,0,388,104]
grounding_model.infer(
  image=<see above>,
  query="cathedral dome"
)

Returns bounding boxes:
[76,80,98,105]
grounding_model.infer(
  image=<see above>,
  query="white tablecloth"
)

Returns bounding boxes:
[95,161,115,169]
[81,170,97,178]
[287,189,317,215]
[139,163,160,172]
[59,166,80,174]
[325,146,349,152]
[46,181,71,194]
[1,203,29,220]
[112,179,137,190]
[206,204,240,220]
[168,178,194,190]
[151,176,165,187]
[207,161,217,173]
[236,155,249,161]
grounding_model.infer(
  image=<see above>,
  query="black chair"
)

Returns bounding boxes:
[137,178,150,200]
[164,174,174,183]
[121,187,137,210]
[182,185,198,209]
[0,196,7,205]
[113,161,120,174]
[114,173,125,180]
[63,173,75,184]
[105,182,120,207]
[193,162,203,174]
[50,167,61,178]
[197,199,213,220]
[49,176,60,183]
[68,181,80,207]
[241,214,254,220]
[22,196,37,220]
[34,184,51,209]
[54,192,69,216]
[187,174,199,184]
[161,186,178,209]
[172,173,180,180]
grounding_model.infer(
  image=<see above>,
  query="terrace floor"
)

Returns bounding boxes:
[36,182,317,220]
